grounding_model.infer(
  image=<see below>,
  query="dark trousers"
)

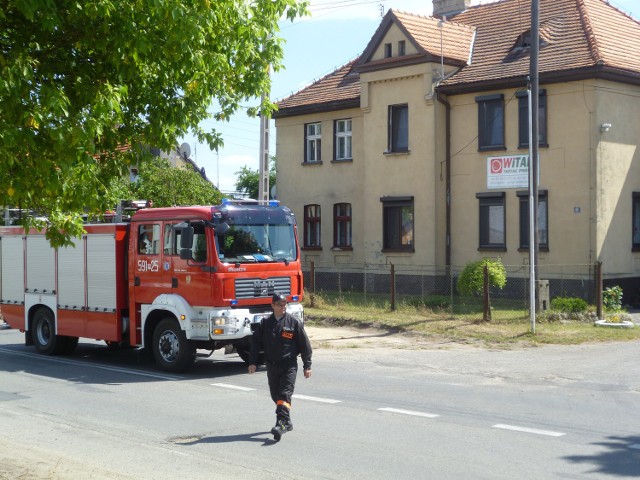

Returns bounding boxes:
[266,359,298,421]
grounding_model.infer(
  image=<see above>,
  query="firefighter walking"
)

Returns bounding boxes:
[248,293,312,441]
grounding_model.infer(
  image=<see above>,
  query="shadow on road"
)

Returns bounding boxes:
[0,329,252,385]
[563,435,640,477]
[169,431,277,446]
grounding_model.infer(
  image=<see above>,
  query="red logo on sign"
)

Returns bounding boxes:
[491,158,503,174]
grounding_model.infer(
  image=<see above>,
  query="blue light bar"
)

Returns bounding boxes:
[269,200,280,207]
[292,295,299,302]
[231,299,238,305]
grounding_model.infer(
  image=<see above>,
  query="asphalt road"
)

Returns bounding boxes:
[0,324,639,479]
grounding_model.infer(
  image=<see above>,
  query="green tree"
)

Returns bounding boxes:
[457,258,507,296]
[129,157,222,207]
[0,0,308,246]
[234,158,276,200]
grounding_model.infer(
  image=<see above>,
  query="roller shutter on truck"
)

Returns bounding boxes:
[56,234,118,312]
[57,243,85,310]
[1,236,24,304]
[26,236,55,294]
[86,235,117,312]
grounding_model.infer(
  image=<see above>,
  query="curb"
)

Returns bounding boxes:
[594,319,635,328]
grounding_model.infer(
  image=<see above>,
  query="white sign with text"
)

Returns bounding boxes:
[487,155,532,189]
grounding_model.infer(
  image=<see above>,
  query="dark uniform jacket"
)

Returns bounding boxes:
[250,312,312,370]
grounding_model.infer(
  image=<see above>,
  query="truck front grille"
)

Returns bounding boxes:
[235,276,291,300]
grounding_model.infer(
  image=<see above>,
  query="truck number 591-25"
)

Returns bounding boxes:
[137,259,160,272]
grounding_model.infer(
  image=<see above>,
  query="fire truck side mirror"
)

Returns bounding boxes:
[179,226,194,260]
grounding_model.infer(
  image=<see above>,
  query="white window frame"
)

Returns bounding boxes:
[335,119,352,161]
[305,122,322,163]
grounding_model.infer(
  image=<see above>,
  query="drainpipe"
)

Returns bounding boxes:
[437,92,451,269]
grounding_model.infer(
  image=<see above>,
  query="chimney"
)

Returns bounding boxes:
[432,0,471,18]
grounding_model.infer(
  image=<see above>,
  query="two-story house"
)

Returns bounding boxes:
[273,0,640,300]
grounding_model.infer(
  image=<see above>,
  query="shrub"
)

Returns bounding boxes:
[602,286,623,312]
[457,258,507,296]
[550,296,588,313]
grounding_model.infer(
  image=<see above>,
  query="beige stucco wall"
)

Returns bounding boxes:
[446,79,640,277]
[359,64,440,267]
[275,40,640,280]
[593,79,640,277]
[275,107,366,266]
[448,83,594,271]
[370,23,419,61]
[275,61,445,268]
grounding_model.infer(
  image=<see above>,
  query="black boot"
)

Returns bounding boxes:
[283,418,293,432]
[271,418,286,442]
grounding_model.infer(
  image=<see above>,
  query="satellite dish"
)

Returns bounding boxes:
[179,142,191,159]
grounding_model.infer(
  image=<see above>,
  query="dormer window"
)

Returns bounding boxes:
[504,29,548,62]
[510,29,547,52]
[516,31,533,49]
[398,40,406,56]
[384,43,392,58]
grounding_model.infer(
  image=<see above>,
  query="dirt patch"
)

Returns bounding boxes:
[304,321,479,351]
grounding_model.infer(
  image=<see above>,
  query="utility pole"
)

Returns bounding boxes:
[529,0,540,333]
[258,88,270,205]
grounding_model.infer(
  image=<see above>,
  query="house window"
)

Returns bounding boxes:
[384,43,392,58]
[388,104,409,153]
[633,193,640,251]
[476,94,505,151]
[304,204,321,248]
[304,123,322,163]
[381,196,414,251]
[477,192,506,250]
[517,90,548,148]
[334,119,352,161]
[333,203,352,248]
[518,190,548,250]
[398,40,406,56]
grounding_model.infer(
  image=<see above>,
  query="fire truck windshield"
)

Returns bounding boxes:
[216,224,297,264]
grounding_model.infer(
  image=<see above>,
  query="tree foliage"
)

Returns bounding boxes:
[0,0,308,245]
[111,157,222,208]
[456,258,507,296]
[234,157,276,200]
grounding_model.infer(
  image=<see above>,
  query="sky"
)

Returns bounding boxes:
[179,0,639,195]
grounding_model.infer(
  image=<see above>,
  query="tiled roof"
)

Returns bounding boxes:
[275,0,640,116]
[274,60,360,118]
[581,0,640,72]
[440,0,640,90]
[391,10,475,65]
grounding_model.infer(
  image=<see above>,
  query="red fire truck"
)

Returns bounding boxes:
[0,200,304,372]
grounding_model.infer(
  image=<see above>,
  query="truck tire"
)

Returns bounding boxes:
[32,307,62,355]
[235,345,265,365]
[152,318,196,373]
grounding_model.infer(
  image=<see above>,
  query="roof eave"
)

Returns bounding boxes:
[356,53,466,74]
[437,65,640,95]
[273,98,361,119]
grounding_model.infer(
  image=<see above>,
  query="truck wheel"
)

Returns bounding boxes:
[32,308,60,355]
[235,345,264,365]
[152,318,196,373]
